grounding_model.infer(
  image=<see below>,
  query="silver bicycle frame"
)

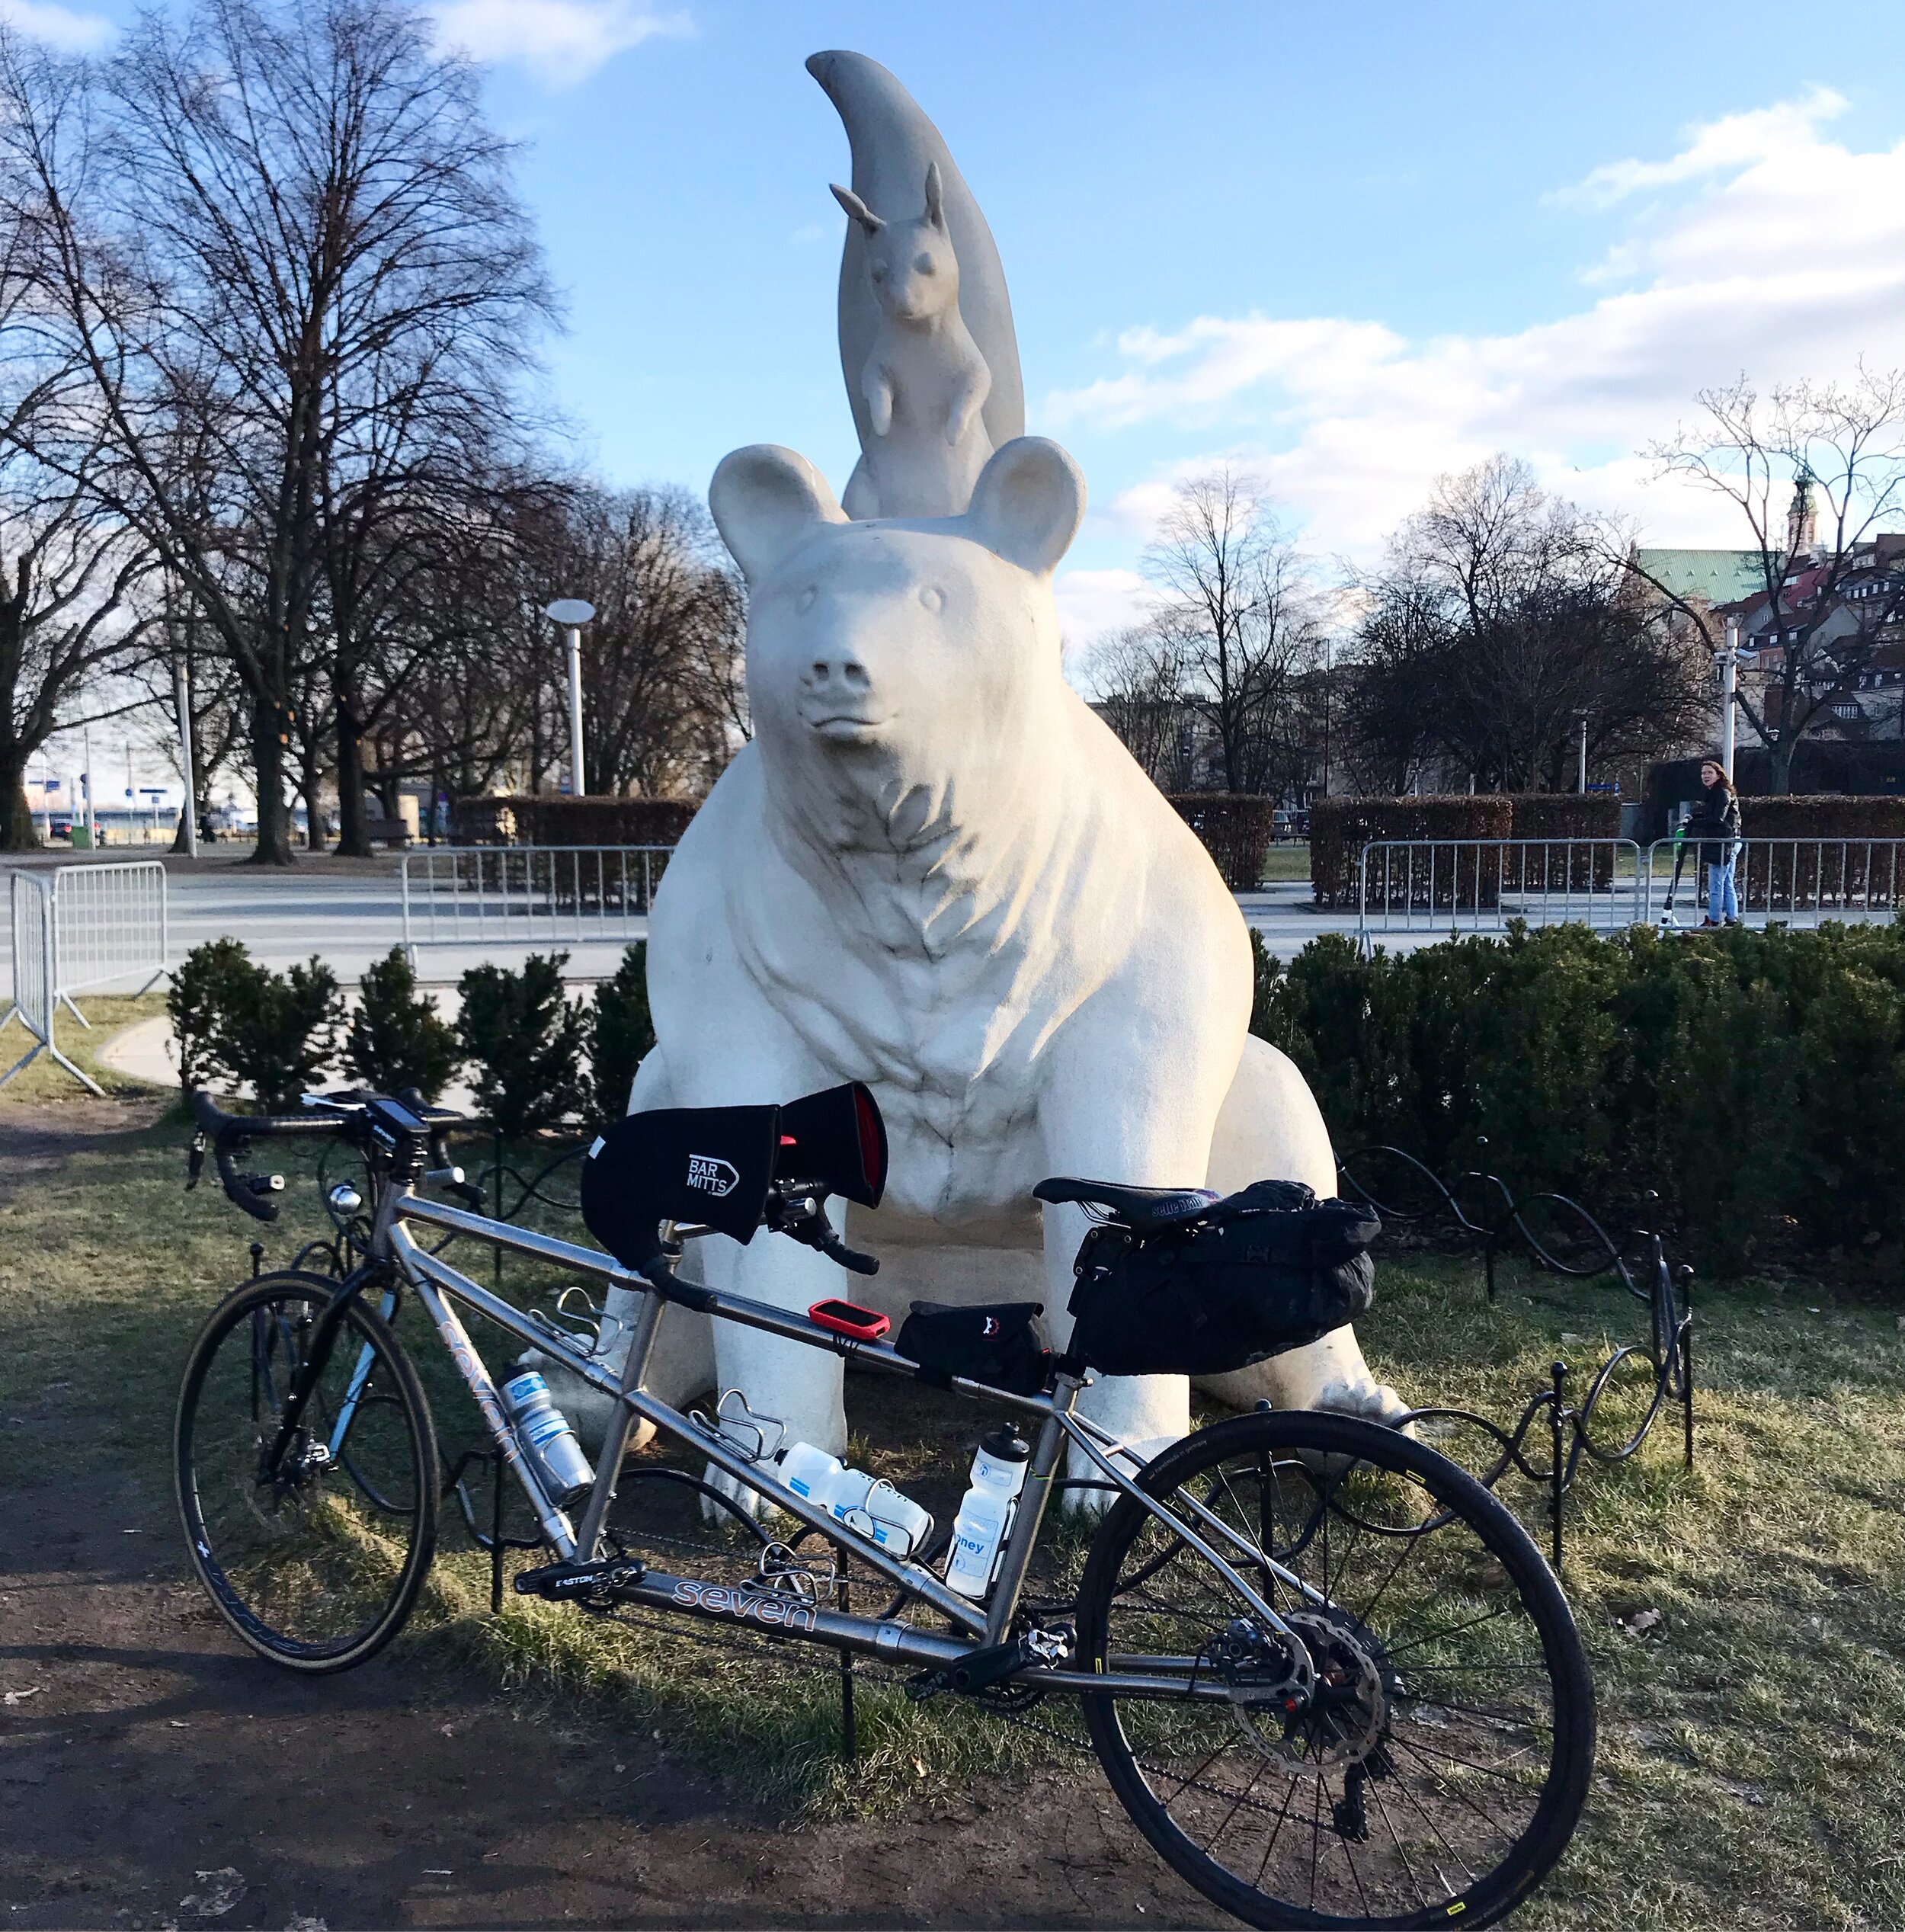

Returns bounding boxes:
[361,1180,1314,1696]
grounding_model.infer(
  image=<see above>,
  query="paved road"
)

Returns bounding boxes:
[3,852,1693,998]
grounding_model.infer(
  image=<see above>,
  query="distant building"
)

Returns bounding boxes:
[1718,538,1905,748]
[1633,548,1767,617]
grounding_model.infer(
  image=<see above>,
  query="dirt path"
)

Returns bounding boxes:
[0,1110,1221,1931]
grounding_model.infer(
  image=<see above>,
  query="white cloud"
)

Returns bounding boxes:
[1557,86,1846,208]
[1054,568,1155,654]
[1041,91,1905,566]
[427,0,690,88]
[0,0,113,50]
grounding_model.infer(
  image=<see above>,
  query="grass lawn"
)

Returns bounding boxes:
[0,992,168,1103]
[3,1092,1903,1929]
[1258,842,1312,883]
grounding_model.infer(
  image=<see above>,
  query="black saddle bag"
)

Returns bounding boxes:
[1067,1180,1378,1379]
[897,1300,1052,1395]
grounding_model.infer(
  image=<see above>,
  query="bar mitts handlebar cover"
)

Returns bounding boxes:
[579,1084,889,1274]
[581,1104,781,1268]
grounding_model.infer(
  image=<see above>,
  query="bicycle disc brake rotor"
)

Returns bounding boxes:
[1228,1607,1393,1775]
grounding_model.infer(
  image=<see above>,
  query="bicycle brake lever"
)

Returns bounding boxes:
[816,1228,880,1277]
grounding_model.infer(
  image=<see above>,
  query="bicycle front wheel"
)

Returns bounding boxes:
[1077,1408,1594,1930]
[175,1271,439,1674]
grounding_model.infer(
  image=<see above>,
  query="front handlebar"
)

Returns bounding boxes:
[187,1089,479,1222]
[185,1091,878,1277]
[189,1090,349,1222]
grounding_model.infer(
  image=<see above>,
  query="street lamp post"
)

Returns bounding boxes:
[545,599,596,799]
[1715,614,1750,782]
[173,657,199,857]
[1576,711,1589,794]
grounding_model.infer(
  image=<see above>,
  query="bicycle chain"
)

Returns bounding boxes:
[544,1567,1316,1828]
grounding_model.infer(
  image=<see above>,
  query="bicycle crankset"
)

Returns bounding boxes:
[514,1555,650,1607]
[906,1623,1075,1705]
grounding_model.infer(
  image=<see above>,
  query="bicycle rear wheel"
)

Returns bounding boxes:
[1077,1408,1593,1930]
[175,1271,438,1674]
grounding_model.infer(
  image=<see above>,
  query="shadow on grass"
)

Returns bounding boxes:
[8,1113,1905,1924]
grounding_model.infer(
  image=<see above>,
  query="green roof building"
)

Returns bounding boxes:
[1634,549,1768,607]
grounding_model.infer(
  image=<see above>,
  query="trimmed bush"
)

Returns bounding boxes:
[591,943,655,1120]
[1502,793,1623,891]
[1740,794,1905,839]
[456,951,590,1139]
[1252,921,1905,1276]
[347,948,463,1101]
[451,795,696,848]
[1500,794,1623,839]
[168,938,253,1091]
[1167,795,1280,890]
[1311,796,1513,908]
[214,954,344,1112]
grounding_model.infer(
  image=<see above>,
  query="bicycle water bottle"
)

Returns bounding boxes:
[776,1442,933,1557]
[945,1429,1030,1599]
[501,1370,595,1503]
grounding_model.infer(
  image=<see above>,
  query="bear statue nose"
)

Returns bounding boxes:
[803,656,872,693]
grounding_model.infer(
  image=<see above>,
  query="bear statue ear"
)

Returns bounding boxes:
[962,437,1086,577]
[709,445,847,585]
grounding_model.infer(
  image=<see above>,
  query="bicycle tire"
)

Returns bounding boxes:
[1077,1408,1594,1930]
[174,1270,439,1674]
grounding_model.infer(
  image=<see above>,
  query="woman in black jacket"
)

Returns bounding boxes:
[1686,758,1741,925]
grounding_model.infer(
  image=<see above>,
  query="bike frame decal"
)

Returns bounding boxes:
[671,1578,818,1632]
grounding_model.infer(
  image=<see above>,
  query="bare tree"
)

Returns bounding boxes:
[0,0,552,863]
[1337,577,1445,794]
[1141,469,1321,793]
[1081,623,1189,789]
[126,579,249,847]
[554,484,746,798]
[1347,457,1707,789]
[0,120,151,847]
[1641,369,1905,791]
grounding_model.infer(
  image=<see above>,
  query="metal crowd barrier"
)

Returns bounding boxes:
[1642,837,1905,928]
[401,844,674,958]
[1356,838,1644,947]
[0,859,167,1093]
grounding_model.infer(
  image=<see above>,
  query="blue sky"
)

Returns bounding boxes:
[20,0,1905,649]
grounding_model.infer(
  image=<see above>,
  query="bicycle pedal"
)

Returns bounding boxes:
[514,1556,648,1604]
[947,1626,1073,1696]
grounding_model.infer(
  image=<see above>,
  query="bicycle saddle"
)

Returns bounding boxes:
[1033,1177,1219,1235]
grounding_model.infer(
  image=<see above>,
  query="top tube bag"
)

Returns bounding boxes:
[1066,1179,1378,1379]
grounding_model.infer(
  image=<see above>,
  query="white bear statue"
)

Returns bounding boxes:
[591,436,1404,1492]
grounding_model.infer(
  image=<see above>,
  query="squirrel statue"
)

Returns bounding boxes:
[831,162,994,520]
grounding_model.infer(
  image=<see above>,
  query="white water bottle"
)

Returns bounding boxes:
[945,1429,1030,1599]
[501,1370,594,1503]
[776,1442,933,1557]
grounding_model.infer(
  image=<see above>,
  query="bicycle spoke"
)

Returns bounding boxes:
[1082,1418,1590,1927]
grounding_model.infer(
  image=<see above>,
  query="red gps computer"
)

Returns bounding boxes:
[808,1298,891,1342]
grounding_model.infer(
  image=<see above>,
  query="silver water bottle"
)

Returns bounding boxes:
[500,1370,595,1502]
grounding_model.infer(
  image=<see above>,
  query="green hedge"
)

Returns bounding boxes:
[1167,795,1281,890]
[1311,796,1515,908]
[451,795,696,847]
[1251,921,1905,1276]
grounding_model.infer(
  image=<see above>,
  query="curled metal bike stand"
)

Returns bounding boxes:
[469,1137,590,1292]
[1340,1145,1696,1570]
